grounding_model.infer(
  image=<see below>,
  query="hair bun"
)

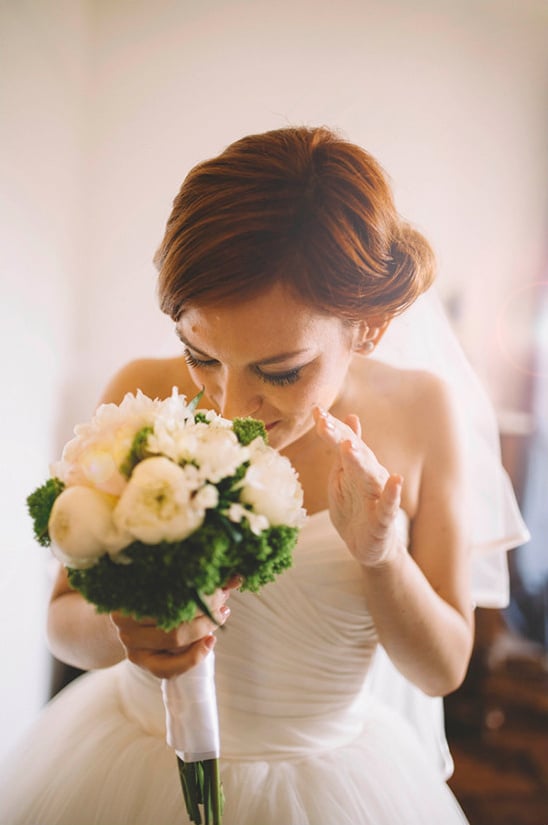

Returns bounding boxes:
[384,222,436,317]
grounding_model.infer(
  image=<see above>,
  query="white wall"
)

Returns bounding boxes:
[1,0,547,762]
[0,0,90,761]
[73,0,548,421]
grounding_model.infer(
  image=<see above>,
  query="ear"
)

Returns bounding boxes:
[353,317,390,355]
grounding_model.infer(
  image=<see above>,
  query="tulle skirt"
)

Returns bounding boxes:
[0,663,468,825]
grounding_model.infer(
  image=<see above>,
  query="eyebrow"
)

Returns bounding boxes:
[177,332,311,366]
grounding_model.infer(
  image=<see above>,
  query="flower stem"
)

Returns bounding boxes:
[177,756,224,825]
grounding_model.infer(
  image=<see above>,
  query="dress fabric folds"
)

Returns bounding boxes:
[0,510,469,825]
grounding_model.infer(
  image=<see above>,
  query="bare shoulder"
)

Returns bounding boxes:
[364,359,464,480]
[99,355,197,405]
[347,357,463,514]
[348,358,459,466]
[352,357,457,425]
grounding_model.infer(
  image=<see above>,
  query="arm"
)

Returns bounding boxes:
[314,377,474,697]
[46,359,230,675]
[47,564,230,674]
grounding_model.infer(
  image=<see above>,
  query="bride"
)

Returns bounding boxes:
[0,125,528,825]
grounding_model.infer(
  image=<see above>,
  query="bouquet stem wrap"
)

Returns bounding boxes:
[162,653,220,762]
[162,653,223,824]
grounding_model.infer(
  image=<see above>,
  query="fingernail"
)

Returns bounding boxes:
[219,605,231,621]
[223,574,244,591]
[204,635,216,651]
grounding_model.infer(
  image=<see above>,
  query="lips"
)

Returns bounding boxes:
[264,421,279,431]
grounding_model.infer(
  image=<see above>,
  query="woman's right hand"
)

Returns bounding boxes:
[111,577,240,679]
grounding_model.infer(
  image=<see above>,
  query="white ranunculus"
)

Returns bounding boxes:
[240,448,306,527]
[113,456,206,544]
[49,486,131,569]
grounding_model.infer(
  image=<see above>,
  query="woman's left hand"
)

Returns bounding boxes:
[313,407,403,567]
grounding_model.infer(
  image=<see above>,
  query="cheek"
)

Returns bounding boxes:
[189,368,221,404]
[307,363,345,401]
[287,369,343,412]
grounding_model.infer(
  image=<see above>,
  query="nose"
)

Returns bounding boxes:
[217,370,263,420]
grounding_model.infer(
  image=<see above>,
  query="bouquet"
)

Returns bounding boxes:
[27,388,305,825]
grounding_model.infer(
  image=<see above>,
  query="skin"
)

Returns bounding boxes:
[48,282,474,695]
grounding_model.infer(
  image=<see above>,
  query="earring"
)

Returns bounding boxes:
[357,340,374,354]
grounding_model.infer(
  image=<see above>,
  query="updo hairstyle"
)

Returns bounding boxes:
[155,126,435,323]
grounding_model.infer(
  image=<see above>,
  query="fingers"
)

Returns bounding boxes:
[110,583,235,679]
[222,573,244,592]
[344,413,362,439]
[111,604,230,653]
[313,406,358,447]
[376,474,403,528]
[129,635,217,680]
[339,438,389,496]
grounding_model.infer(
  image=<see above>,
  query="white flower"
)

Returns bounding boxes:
[113,456,206,544]
[51,388,198,497]
[145,389,201,461]
[192,424,249,483]
[51,391,158,496]
[225,503,269,535]
[193,484,219,510]
[239,445,306,527]
[152,421,249,484]
[49,486,131,569]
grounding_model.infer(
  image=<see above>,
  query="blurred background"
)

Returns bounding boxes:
[1,1,547,822]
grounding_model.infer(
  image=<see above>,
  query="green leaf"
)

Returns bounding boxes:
[26,478,65,547]
[119,425,154,478]
[189,387,205,413]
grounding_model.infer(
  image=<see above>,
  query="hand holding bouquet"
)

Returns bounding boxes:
[27,388,305,825]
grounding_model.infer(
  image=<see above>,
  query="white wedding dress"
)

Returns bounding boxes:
[0,509,470,825]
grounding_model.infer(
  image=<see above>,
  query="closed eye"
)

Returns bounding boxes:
[184,348,303,387]
[183,349,218,369]
[254,367,302,386]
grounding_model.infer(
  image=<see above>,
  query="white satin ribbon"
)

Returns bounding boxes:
[161,652,220,762]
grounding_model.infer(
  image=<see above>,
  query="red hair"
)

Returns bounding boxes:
[155,126,435,322]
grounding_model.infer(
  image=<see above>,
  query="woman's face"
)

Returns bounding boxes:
[176,283,359,451]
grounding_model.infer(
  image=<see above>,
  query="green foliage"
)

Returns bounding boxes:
[232,417,267,446]
[119,425,154,478]
[67,510,297,631]
[26,478,65,547]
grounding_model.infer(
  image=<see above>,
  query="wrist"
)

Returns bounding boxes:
[359,537,407,571]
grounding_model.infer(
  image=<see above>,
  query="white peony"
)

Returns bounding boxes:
[240,445,306,527]
[113,456,206,544]
[49,485,131,569]
[51,391,159,496]
[50,388,197,497]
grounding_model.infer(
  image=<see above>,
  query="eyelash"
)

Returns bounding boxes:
[183,350,302,387]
